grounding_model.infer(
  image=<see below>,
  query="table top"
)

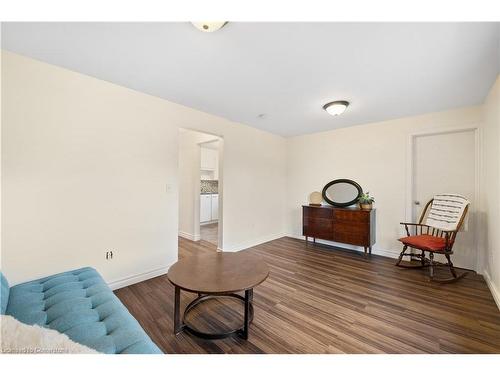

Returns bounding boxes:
[167,252,269,294]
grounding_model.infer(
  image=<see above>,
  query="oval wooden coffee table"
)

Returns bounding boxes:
[167,252,269,340]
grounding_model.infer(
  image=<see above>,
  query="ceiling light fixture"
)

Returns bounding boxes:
[323,100,350,116]
[191,22,228,33]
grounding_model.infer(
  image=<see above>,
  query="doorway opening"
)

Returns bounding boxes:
[178,128,223,251]
[407,126,480,271]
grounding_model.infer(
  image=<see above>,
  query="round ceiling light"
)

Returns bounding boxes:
[191,22,228,33]
[323,100,350,116]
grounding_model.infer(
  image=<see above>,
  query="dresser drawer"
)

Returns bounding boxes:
[333,222,369,236]
[303,206,333,219]
[302,205,375,249]
[332,231,368,247]
[303,218,334,240]
[333,209,370,223]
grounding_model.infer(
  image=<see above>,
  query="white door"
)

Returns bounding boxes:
[200,194,212,222]
[211,194,219,220]
[413,129,476,270]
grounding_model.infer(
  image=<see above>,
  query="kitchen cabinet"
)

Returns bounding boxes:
[201,147,217,171]
[211,194,219,220]
[200,193,219,223]
[200,194,212,222]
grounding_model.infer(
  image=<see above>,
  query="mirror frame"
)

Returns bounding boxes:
[321,179,363,207]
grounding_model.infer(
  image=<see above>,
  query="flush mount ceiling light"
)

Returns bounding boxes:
[191,22,228,33]
[323,100,350,116]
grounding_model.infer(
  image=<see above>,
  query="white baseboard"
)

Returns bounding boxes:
[483,270,500,311]
[108,266,171,290]
[201,220,218,226]
[109,233,284,289]
[286,234,401,259]
[178,231,200,241]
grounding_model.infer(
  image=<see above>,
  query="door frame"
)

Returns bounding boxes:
[405,124,482,271]
[197,137,223,251]
[177,127,224,252]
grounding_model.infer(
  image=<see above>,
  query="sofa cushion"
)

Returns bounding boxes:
[5,267,161,354]
[1,272,9,315]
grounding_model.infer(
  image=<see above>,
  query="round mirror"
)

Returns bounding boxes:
[322,179,363,207]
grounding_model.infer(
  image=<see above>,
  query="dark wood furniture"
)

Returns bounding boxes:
[396,198,470,283]
[302,204,376,255]
[167,252,269,340]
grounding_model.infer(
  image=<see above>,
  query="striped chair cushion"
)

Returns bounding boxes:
[424,194,469,231]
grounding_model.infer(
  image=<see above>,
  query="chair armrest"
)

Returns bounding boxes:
[399,222,430,227]
[399,223,455,241]
[399,222,431,236]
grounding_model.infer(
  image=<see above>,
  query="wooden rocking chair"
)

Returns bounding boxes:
[395,194,470,283]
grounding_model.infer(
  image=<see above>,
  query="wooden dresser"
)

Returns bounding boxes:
[302,205,376,255]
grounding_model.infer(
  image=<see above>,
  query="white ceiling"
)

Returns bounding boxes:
[2,22,499,137]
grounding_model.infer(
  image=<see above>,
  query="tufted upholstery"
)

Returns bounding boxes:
[4,267,161,354]
[1,272,9,314]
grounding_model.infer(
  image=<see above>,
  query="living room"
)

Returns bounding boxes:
[1,0,500,373]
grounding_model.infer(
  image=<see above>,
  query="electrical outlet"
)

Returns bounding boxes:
[105,251,114,260]
[166,183,173,193]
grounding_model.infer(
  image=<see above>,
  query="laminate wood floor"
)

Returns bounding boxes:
[114,237,500,353]
[200,223,218,246]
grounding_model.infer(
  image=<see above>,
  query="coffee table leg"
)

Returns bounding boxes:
[174,286,182,334]
[241,289,251,340]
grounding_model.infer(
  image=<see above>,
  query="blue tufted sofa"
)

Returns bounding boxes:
[1,267,162,354]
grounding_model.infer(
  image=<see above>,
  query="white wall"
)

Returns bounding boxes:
[286,106,482,258]
[481,76,500,308]
[2,49,498,306]
[1,51,287,286]
[178,129,219,242]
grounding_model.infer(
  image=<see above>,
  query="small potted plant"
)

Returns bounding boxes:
[358,192,375,210]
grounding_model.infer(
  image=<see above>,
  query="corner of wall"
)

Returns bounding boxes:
[483,270,500,311]
[222,233,286,253]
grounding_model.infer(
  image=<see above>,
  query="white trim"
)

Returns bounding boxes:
[193,132,224,251]
[108,265,171,290]
[406,124,481,271]
[473,126,482,272]
[483,270,500,311]
[178,230,200,241]
[200,220,218,226]
[286,234,401,259]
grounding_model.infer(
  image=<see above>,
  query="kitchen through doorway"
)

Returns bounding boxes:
[199,139,221,246]
[178,128,223,250]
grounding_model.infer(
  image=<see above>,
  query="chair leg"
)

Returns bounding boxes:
[429,252,434,280]
[428,253,468,283]
[395,245,407,266]
[396,245,430,269]
[445,254,457,278]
